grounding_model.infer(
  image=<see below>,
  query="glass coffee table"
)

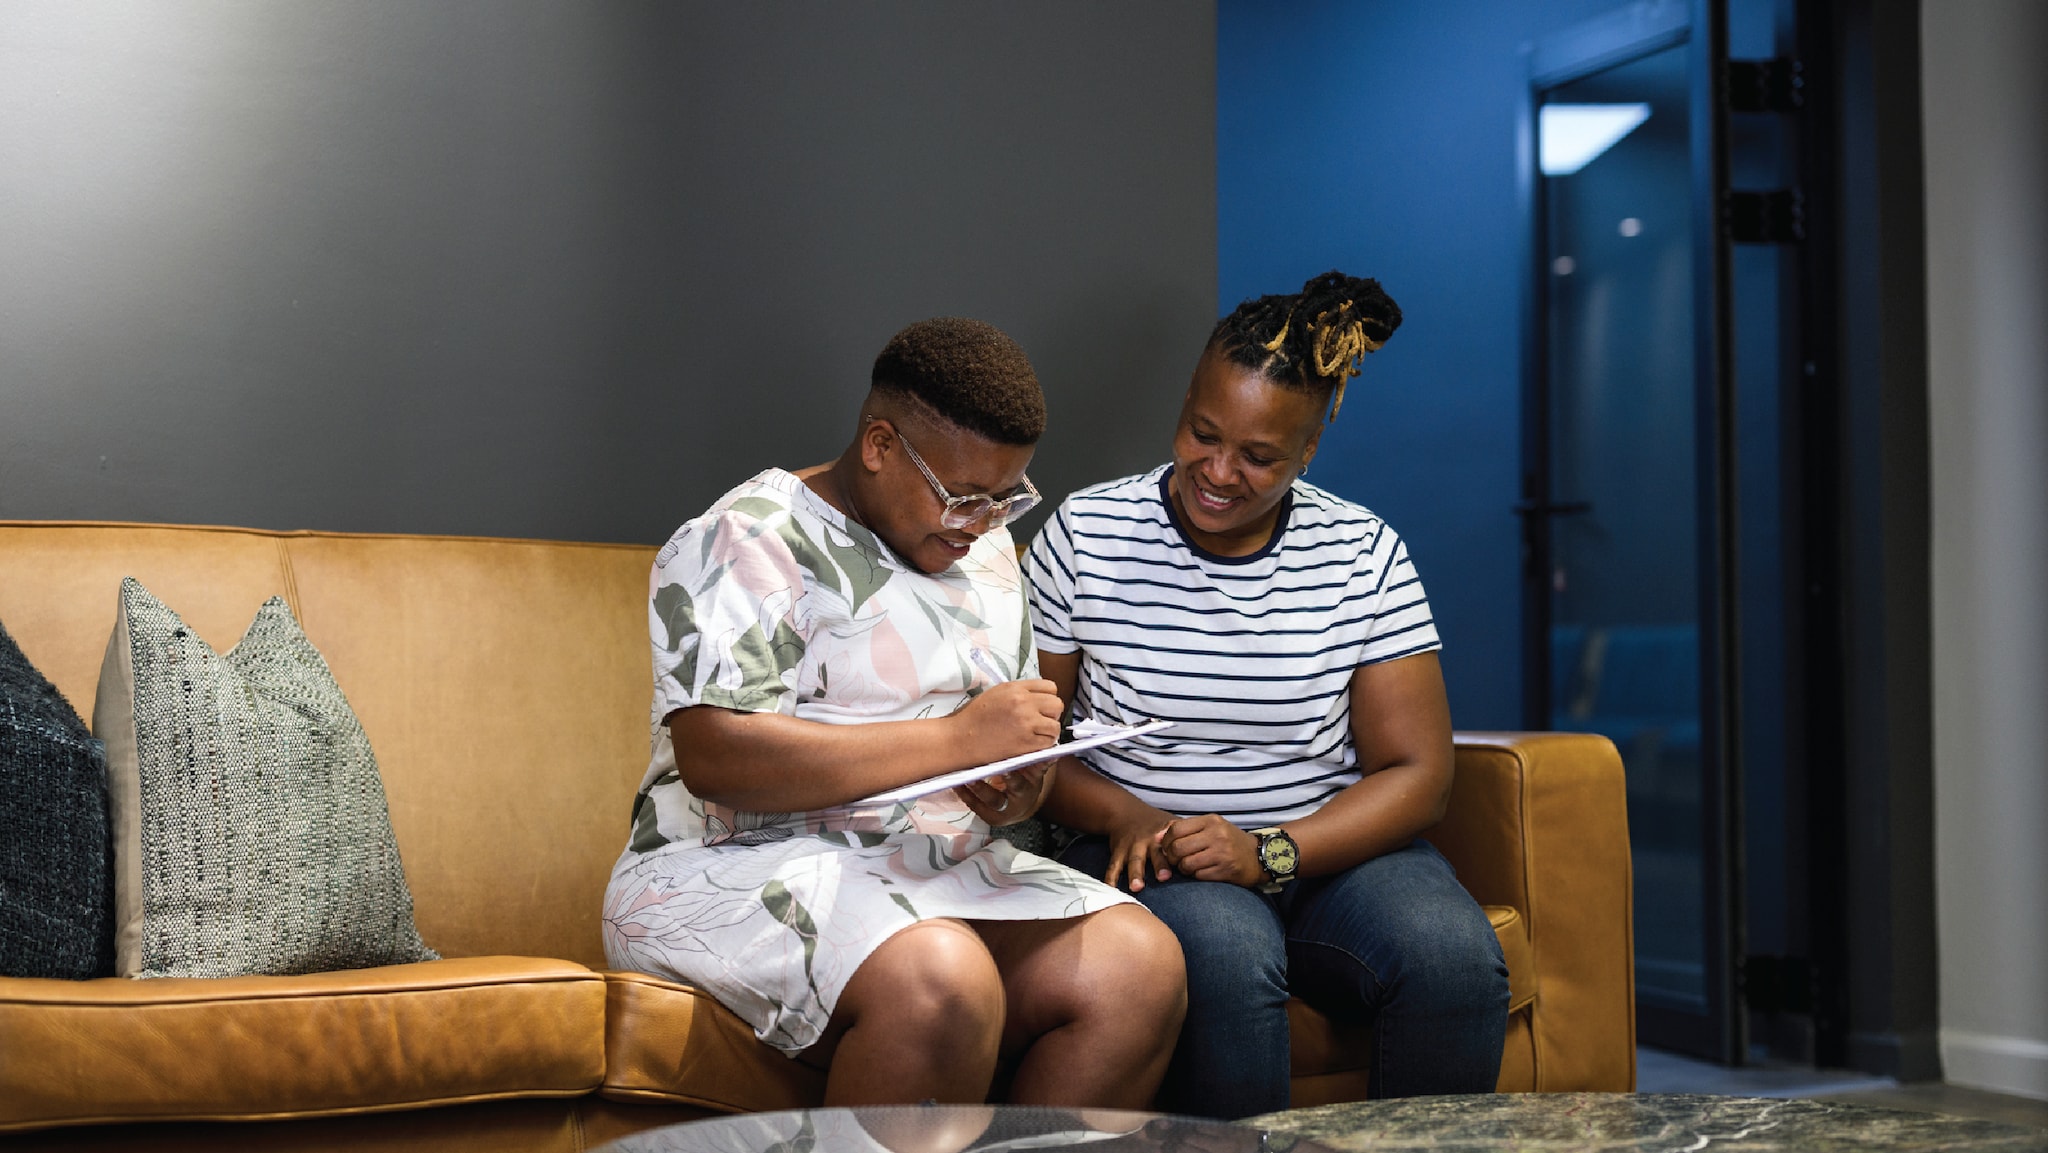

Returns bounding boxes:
[592,1105,1337,1153]
[593,1096,2048,1153]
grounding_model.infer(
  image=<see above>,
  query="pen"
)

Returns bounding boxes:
[968,647,1007,688]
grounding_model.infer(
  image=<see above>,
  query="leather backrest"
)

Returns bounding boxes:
[0,523,655,970]
[282,533,653,967]
[0,524,295,717]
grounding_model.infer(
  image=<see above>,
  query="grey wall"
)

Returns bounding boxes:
[0,2,1216,545]
[1924,0,2048,1101]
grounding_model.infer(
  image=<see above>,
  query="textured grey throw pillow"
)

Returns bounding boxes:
[0,619,115,979]
[93,578,437,979]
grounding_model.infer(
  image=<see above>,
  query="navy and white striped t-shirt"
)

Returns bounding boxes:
[1023,465,1441,827]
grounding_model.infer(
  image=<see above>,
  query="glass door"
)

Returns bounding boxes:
[1520,0,1741,1062]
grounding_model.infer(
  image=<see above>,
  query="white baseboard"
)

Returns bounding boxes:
[1940,1029,2048,1101]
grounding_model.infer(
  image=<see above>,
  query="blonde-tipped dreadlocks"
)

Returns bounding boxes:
[1212,271,1401,423]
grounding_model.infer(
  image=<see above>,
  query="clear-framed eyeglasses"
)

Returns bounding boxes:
[895,432,1042,530]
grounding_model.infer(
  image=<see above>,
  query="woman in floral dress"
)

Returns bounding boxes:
[604,318,1186,1107]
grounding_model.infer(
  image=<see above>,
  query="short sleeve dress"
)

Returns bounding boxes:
[602,469,1132,1054]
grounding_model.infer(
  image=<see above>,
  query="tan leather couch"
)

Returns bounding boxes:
[0,522,1635,1151]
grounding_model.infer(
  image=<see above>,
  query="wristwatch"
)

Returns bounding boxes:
[1251,826,1299,893]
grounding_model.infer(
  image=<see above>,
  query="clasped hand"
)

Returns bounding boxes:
[1105,810,1266,891]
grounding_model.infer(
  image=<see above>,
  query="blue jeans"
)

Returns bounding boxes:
[1058,836,1508,1119]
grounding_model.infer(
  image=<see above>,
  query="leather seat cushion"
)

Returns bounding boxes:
[600,970,823,1113]
[0,957,604,1132]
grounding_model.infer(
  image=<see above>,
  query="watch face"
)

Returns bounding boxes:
[1260,831,1298,876]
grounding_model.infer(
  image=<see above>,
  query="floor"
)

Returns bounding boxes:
[1637,1046,2048,1130]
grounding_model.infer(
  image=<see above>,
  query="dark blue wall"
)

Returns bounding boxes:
[1217,0,1626,728]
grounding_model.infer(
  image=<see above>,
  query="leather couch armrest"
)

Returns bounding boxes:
[1429,732,1636,1091]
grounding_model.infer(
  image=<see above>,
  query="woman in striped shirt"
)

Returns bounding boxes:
[1024,272,1509,1118]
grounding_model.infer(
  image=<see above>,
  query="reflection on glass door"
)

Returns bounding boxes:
[1540,43,1707,1015]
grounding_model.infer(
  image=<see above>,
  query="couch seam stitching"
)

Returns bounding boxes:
[276,539,303,622]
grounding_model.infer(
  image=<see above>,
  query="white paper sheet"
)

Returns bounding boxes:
[854,719,1175,806]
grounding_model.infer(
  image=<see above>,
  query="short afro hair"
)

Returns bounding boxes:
[871,317,1045,445]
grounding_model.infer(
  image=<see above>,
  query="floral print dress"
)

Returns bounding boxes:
[603,469,1131,1054]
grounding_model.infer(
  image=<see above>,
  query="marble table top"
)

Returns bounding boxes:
[1250,1093,2048,1151]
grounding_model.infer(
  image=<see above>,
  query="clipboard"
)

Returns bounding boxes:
[854,719,1174,806]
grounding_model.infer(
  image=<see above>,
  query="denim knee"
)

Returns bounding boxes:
[1283,840,1509,1096]
[1288,844,1504,1001]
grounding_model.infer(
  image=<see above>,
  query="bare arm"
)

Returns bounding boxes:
[1285,650,1453,873]
[1159,652,1454,885]
[671,678,1062,812]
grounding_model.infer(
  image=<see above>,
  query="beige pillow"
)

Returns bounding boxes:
[93,578,436,978]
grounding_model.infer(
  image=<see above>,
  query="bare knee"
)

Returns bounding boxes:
[807,920,1009,1103]
[1081,906,1188,1029]
[846,919,1007,1047]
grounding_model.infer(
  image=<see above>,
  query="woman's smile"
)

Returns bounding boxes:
[1187,477,1244,515]
[1166,350,1327,556]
